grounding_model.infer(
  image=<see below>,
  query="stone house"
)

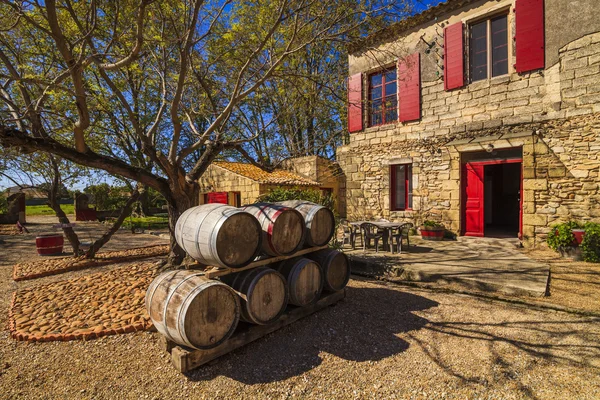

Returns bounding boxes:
[198,156,346,216]
[338,0,600,246]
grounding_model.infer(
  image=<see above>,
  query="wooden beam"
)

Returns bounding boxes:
[202,245,328,278]
[165,289,346,373]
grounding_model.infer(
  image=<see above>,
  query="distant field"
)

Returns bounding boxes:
[26,204,75,216]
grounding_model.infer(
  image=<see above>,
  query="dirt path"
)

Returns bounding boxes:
[1,222,600,399]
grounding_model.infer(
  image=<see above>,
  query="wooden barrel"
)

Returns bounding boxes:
[307,249,350,292]
[221,267,288,325]
[174,204,262,268]
[145,270,240,350]
[277,200,335,247]
[243,203,305,256]
[35,234,64,255]
[277,257,323,306]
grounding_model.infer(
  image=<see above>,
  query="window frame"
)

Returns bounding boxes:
[467,9,511,83]
[390,164,413,211]
[368,67,398,127]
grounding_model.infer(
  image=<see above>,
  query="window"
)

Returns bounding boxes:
[390,164,413,211]
[469,14,509,82]
[369,68,397,126]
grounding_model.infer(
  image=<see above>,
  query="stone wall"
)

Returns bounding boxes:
[523,115,600,243]
[281,155,347,216]
[338,113,600,246]
[198,165,260,206]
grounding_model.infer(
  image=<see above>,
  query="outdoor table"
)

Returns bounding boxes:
[350,221,406,252]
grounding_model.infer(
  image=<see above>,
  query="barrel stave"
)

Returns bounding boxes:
[277,257,323,307]
[146,270,240,350]
[276,200,335,247]
[175,204,262,268]
[243,203,305,256]
[307,249,350,292]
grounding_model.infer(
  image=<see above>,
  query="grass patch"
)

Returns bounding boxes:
[26,204,75,216]
[122,216,169,230]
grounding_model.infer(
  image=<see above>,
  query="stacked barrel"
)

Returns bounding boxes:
[146,201,350,350]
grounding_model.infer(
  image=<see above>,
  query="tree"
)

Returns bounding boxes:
[0,0,412,265]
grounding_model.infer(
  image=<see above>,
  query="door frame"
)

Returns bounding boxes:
[461,158,523,238]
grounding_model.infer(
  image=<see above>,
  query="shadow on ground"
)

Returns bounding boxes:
[185,285,438,384]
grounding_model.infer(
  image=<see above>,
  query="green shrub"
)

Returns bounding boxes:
[83,183,129,211]
[258,187,335,213]
[423,220,444,228]
[0,196,7,214]
[581,222,600,263]
[546,221,582,251]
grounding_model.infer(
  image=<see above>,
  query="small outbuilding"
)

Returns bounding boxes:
[199,156,346,216]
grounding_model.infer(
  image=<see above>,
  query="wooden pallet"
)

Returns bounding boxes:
[198,245,328,278]
[161,289,346,373]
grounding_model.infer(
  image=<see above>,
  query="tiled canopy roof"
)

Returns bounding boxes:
[214,161,321,186]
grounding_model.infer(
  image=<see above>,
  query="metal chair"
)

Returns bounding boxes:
[389,223,414,254]
[342,220,362,249]
[361,222,383,253]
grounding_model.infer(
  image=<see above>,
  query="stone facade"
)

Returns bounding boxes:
[198,157,346,216]
[281,155,347,217]
[199,165,261,206]
[339,0,600,246]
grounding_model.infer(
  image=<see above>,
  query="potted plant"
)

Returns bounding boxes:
[546,221,583,260]
[420,220,445,241]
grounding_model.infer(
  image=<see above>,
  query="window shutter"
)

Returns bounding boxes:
[347,72,363,133]
[444,22,465,91]
[515,0,545,73]
[398,52,421,122]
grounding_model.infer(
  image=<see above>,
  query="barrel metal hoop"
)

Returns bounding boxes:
[303,205,321,230]
[163,272,203,344]
[209,210,230,268]
[178,280,239,349]
[265,209,284,255]
[145,270,175,320]
[193,205,225,264]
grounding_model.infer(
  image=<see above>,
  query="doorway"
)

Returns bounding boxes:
[484,163,521,237]
[461,149,523,238]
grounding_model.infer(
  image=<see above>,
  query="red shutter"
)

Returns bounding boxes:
[398,52,421,122]
[207,192,228,204]
[515,0,545,73]
[347,72,363,133]
[444,22,465,91]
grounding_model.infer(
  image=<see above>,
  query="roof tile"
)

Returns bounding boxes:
[214,162,321,186]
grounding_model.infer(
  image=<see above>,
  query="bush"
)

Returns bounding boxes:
[581,222,600,263]
[83,183,129,211]
[0,196,7,214]
[258,187,336,213]
[422,220,444,228]
[546,221,582,251]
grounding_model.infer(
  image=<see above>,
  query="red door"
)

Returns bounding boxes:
[206,192,228,204]
[463,163,485,237]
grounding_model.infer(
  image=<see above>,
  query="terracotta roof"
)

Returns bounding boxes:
[348,0,477,54]
[213,162,321,186]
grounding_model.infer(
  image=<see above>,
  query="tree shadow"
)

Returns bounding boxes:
[184,286,439,384]
[407,316,600,400]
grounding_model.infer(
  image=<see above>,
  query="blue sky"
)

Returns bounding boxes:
[0,0,447,192]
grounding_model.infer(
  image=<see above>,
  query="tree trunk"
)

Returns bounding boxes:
[48,157,80,256]
[85,189,141,258]
[138,185,150,216]
[165,183,199,267]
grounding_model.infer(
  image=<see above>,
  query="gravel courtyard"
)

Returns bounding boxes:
[1,221,600,399]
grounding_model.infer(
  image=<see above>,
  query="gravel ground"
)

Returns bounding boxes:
[2,219,600,399]
[522,247,600,313]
